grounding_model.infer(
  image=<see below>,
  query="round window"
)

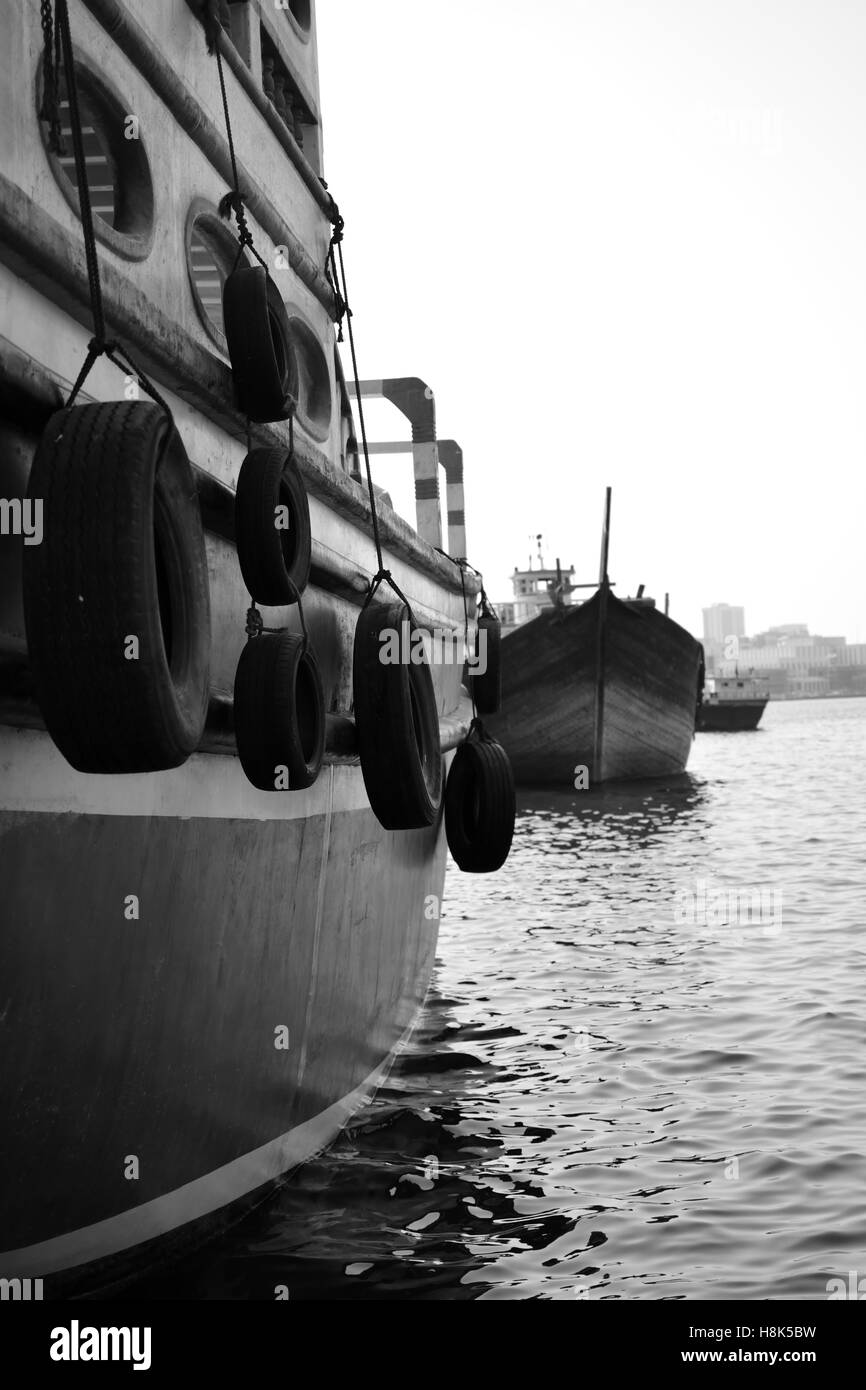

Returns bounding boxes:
[38,58,154,260]
[288,313,332,438]
[287,2,312,34]
[185,204,250,351]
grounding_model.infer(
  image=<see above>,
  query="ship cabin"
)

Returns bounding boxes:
[704,673,771,704]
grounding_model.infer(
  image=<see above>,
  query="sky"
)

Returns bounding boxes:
[316,0,866,643]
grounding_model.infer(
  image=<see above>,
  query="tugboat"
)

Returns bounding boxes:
[487,489,705,784]
[696,673,770,731]
[0,0,512,1290]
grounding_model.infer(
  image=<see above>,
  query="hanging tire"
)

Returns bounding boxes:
[234,631,324,790]
[445,736,515,872]
[223,265,298,422]
[234,447,311,605]
[469,613,501,714]
[353,599,443,829]
[22,401,211,773]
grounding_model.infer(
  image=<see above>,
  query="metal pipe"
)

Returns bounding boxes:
[350,378,442,549]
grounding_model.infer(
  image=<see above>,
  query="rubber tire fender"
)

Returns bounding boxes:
[445,736,516,872]
[470,613,502,714]
[22,401,211,773]
[222,265,298,423]
[234,631,325,790]
[234,447,311,605]
[353,599,443,829]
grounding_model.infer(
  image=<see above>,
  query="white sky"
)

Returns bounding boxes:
[316,0,866,642]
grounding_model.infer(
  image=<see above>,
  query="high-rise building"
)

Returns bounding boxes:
[702,603,745,646]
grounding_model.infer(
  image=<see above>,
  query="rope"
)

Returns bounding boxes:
[38,0,64,154]
[459,561,478,723]
[202,6,271,275]
[328,228,415,617]
[202,12,412,626]
[326,208,347,342]
[56,0,104,345]
[244,584,309,650]
[432,548,500,732]
[51,0,173,434]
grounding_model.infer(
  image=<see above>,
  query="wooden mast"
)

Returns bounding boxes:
[591,487,612,782]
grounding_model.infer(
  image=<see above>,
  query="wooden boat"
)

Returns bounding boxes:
[0,0,477,1290]
[697,674,769,731]
[487,491,704,784]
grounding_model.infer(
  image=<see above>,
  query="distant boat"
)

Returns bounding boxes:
[487,490,705,785]
[697,674,769,731]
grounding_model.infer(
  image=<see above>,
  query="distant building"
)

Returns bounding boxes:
[706,622,866,698]
[702,604,745,647]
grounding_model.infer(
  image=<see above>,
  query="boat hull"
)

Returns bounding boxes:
[0,731,446,1286]
[0,0,473,1293]
[697,699,768,731]
[488,589,703,785]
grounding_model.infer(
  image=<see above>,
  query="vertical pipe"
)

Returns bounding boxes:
[380,378,442,550]
[438,441,466,560]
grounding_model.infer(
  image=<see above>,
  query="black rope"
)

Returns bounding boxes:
[466,714,491,744]
[52,0,173,431]
[459,561,478,723]
[329,232,413,615]
[56,0,104,345]
[478,583,498,621]
[38,0,64,154]
[205,12,271,273]
[434,546,482,578]
[326,207,347,341]
[432,547,500,730]
[244,583,309,650]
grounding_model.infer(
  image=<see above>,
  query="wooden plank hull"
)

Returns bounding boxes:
[697,699,768,731]
[488,589,703,785]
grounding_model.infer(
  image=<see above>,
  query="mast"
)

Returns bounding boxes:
[592,487,612,782]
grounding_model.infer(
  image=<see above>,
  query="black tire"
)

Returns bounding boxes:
[234,447,311,605]
[23,402,210,773]
[353,599,443,829]
[223,265,298,423]
[445,737,515,872]
[234,631,324,790]
[470,613,501,714]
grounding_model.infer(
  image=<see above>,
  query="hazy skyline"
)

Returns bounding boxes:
[317,0,865,642]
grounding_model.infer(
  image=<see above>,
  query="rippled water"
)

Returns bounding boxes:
[127,697,866,1300]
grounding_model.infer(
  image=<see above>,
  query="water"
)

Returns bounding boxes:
[127,697,866,1300]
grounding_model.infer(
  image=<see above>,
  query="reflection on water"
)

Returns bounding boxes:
[123,699,866,1300]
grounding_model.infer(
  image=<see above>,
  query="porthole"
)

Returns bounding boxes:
[284,1,312,36]
[286,308,332,440]
[37,57,154,260]
[185,202,250,351]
